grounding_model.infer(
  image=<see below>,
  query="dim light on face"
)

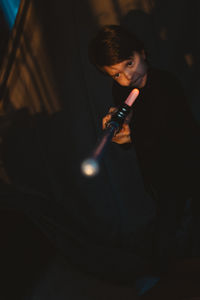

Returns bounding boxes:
[103,51,148,88]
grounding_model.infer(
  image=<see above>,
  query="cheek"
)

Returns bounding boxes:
[116,78,130,86]
[138,61,147,74]
[115,77,124,85]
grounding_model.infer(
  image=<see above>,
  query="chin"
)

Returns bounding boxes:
[129,82,141,88]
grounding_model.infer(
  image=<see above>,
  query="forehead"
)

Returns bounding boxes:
[104,57,135,76]
[103,51,139,75]
[104,60,128,74]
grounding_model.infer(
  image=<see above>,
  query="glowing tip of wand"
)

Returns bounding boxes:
[81,158,100,177]
[125,88,140,107]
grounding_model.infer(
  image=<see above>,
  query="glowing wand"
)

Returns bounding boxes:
[81,88,139,177]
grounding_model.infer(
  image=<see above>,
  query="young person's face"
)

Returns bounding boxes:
[103,51,148,88]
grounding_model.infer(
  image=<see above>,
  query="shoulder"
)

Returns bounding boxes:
[146,68,187,107]
[147,68,181,88]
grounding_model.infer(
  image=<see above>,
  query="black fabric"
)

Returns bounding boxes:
[112,67,200,265]
[113,68,200,195]
[30,253,140,300]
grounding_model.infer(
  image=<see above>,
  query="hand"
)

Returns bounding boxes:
[102,107,132,144]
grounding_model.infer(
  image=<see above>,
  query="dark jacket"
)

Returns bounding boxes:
[112,68,200,200]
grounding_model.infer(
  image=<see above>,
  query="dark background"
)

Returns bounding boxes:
[0,0,200,299]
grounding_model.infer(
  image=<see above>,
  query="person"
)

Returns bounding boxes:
[89,24,200,293]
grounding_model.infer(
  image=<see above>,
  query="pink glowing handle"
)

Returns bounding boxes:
[125,88,140,107]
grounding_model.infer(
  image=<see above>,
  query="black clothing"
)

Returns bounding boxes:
[113,68,200,198]
[1,69,200,297]
[112,68,200,261]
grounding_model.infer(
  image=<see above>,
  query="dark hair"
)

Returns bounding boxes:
[88,25,145,72]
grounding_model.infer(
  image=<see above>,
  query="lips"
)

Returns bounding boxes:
[130,76,142,86]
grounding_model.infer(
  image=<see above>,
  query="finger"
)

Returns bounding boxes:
[102,115,111,129]
[112,135,131,144]
[115,124,130,135]
[114,130,130,138]
[122,124,131,133]
[108,107,117,113]
[113,134,130,140]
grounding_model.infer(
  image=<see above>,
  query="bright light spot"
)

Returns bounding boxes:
[81,158,99,177]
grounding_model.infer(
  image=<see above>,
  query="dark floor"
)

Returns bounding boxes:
[0,210,56,300]
[1,210,200,300]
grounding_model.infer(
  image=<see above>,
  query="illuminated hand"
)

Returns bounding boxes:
[102,107,132,144]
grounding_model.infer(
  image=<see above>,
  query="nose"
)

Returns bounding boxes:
[124,70,133,81]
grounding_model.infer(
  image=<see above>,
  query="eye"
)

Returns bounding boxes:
[127,61,134,67]
[114,73,120,79]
